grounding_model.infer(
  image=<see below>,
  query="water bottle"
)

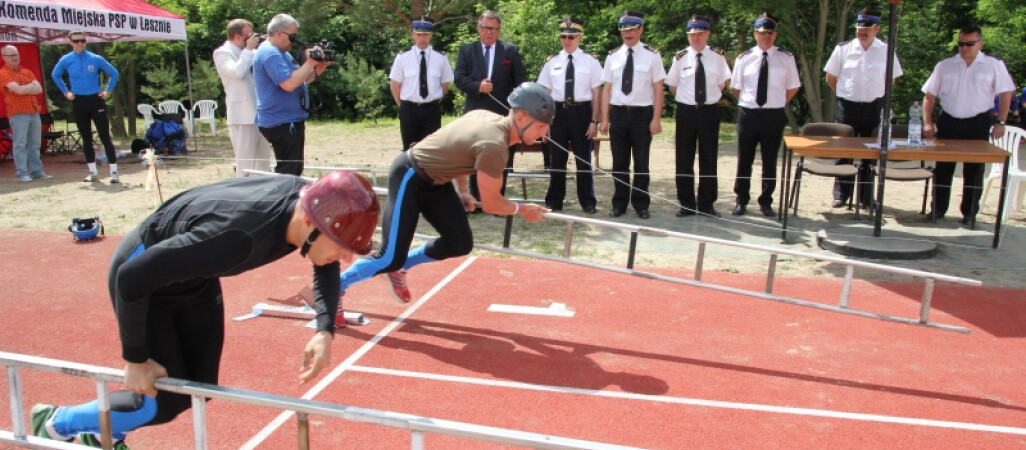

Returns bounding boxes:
[908,101,923,146]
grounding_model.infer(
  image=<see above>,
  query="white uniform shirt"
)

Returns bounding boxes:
[537,48,604,102]
[921,52,1016,119]
[601,42,666,106]
[665,46,732,105]
[823,38,903,102]
[731,46,801,109]
[388,45,454,103]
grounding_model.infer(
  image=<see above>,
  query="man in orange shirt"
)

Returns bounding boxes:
[0,45,51,182]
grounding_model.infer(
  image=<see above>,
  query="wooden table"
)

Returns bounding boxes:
[780,136,1012,248]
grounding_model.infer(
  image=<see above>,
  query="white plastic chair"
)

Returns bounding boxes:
[191,100,218,136]
[157,100,193,135]
[137,103,156,131]
[982,125,1026,219]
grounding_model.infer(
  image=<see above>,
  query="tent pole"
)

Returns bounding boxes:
[184,40,198,152]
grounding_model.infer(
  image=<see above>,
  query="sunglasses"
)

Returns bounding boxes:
[559,35,578,40]
[957,40,979,47]
[70,39,86,44]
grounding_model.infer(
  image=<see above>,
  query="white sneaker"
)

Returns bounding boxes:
[83,173,99,182]
[18,175,32,182]
[32,172,53,180]
[109,172,119,184]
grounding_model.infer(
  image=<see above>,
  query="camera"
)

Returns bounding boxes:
[306,39,336,63]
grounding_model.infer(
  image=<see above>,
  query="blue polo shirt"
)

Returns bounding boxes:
[51,50,119,95]
[254,42,309,128]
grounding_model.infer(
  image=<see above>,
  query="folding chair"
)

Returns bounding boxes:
[40,113,69,153]
[0,118,11,160]
[788,123,857,217]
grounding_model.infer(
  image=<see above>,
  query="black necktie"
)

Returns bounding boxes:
[565,54,575,104]
[756,51,769,107]
[419,50,428,99]
[483,45,491,78]
[695,52,706,105]
[622,48,634,95]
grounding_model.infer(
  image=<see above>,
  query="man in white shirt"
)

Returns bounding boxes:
[599,10,666,220]
[666,14,731,218]
[823,8,902,209]
[537,17,603,213]
[213,19,271,177]
[389,16,454,150]
[922,25,1015,226]
[729,13,801,217]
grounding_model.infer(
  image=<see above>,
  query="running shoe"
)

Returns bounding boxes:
[83,173,99,182]
[110,171,120,184]
[30,404,71,443]
[386,270,412,303]
[32,172,53,180]
[79,433,130,449]
[18,175,32,182]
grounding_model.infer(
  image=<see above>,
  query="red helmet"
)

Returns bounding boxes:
[300,171,381,255]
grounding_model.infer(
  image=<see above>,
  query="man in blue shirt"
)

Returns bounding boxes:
[253,14,332,176]
[51,31,121,183]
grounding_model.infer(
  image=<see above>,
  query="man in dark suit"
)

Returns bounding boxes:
[455,10,528,201]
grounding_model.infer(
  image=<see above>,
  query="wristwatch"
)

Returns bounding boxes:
[997,120,1006,125]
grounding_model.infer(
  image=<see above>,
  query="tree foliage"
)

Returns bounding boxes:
[35,0,1022,127]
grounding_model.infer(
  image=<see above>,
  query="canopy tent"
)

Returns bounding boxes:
[0,0,195,149]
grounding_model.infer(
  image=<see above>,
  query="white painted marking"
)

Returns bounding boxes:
[487,302,575,317]
[241,257,479,450]
[347,365,1026,436]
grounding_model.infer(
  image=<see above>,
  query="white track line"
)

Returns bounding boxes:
[347,365,1026,436]
[240,256,478,450]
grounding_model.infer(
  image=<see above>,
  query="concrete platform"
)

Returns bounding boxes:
[817,226,939,260]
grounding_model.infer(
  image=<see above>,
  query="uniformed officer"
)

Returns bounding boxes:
[666,14,731,218]
[729,13,801,217]
[599,10,666,220]
[537,17,602,214]
[922,25,1015,226]
[389,16,454,150]
[823,8,903,209]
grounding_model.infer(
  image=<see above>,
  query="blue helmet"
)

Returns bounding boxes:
[69,217,103,241]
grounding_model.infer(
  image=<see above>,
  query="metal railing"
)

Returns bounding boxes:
[245,168,980,333]
[1,352,640,450]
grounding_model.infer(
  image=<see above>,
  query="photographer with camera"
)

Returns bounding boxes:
[214,19,271,178]
[253,13,333,176]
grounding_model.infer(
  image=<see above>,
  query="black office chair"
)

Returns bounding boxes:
[788,122,857,218]
[872,124,934,216]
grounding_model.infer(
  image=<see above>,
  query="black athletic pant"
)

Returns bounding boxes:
[833,98,881,204]
[259,121,306,176]
[546,102,596,210]
[399,101,442,151]
[107,230,224,427]
[675,103,721,213]
[932,111,992,219]
[72,94,117,164]
[735,107,786,207]
[609,105,653,213]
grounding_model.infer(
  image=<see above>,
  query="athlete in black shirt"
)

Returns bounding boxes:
[32,171,380,446]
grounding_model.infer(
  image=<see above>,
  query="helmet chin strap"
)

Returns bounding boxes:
[511,114,537,150]
[300,228,321,257]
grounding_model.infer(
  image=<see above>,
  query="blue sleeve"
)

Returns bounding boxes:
[267,52,294,86]
[51,55,69,94]
[98,56,119,91]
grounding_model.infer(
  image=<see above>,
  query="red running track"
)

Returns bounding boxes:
[1,229,1024,449]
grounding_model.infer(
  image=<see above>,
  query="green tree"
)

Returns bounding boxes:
[189,58,223,105]
[339,57,389,122]
[140,63,188,102]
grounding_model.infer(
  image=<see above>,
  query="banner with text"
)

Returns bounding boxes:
[0,0,186,43]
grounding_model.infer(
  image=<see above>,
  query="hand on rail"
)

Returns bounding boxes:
[299,330,333,384]
[124,359,167,397]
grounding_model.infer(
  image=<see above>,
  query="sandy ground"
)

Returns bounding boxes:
[1,120,1023,288]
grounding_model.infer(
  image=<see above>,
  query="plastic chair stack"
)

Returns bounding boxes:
[983,125,1026,219]
[190,100,218,136]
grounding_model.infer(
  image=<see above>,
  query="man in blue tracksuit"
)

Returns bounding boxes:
[51,31,121,183]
